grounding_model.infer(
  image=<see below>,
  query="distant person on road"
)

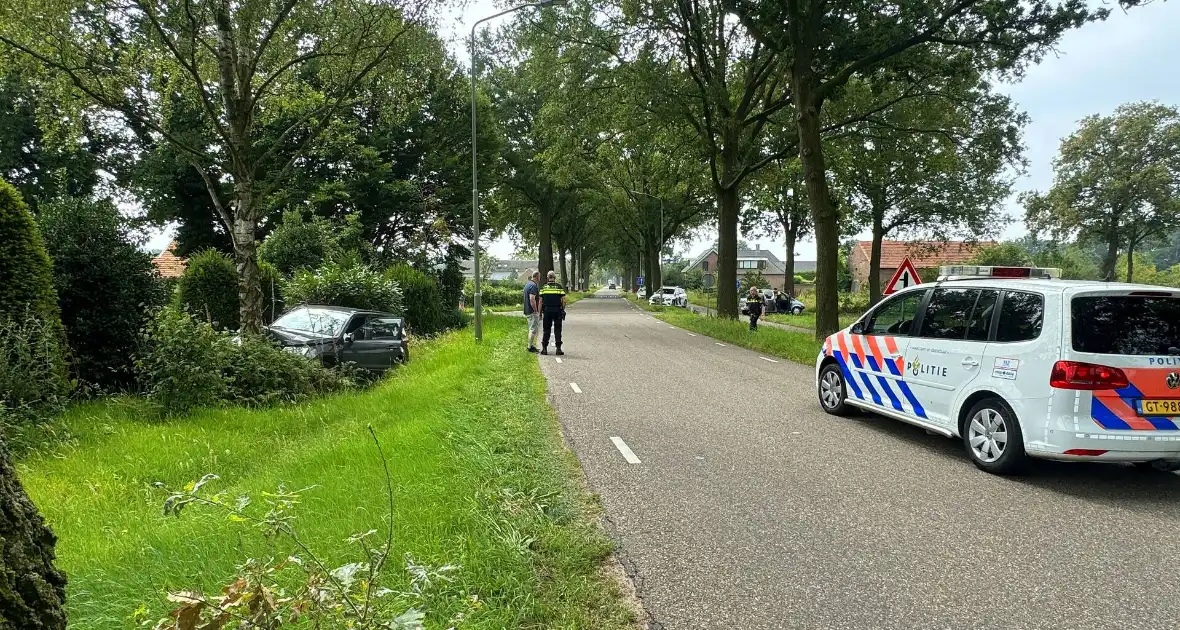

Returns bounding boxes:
[746,286,764,331]
[539,270,567,356]
[524,271,541,353]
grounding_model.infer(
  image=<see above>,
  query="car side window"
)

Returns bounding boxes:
[965,290,999,342]
[865,290,926,336]
[365,317,402,340]
[919,288,981,340]
[344,315,367,339]
[995,291,1044,342]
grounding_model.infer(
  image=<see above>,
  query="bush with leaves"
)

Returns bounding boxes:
[137,307,356,414]
[285,263,403,314]
[0,309,70,436]
[386,264,445,336]
[741,270,771,291]
[176,250,283,330]
[259,212,376,277]
[0,179,70,428]
[39,197,166,390]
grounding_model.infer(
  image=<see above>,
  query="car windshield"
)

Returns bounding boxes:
[271,307,350,336]
[662,288,676,294]
[1072,295,1180,355]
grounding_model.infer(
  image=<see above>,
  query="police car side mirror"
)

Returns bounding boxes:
[850,321,865,335]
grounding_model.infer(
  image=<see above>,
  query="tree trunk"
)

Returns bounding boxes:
[1127,240,1135,283]
[784,229,797,297]
[538,210,554,277]
[559,245,569,286]
[869,205,886,305]
[0,439,67,630]
[715,185,740,318]
[647,238,662,293]
[793,84,839,338]
[1101,221,1119,282]
[232,213,264,335]
[570,247,578,290]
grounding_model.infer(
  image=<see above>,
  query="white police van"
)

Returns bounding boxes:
[815,265,1180,474]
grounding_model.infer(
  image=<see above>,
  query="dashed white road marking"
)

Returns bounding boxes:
[760,357,779,363]
[569,382,582,394]
[715,342,726,347]
[555,357,563,363]
[610,437,642,464]
[687,332,697,337]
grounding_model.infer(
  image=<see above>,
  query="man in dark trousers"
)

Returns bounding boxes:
[746,286,764,331]
[538,270,567,355]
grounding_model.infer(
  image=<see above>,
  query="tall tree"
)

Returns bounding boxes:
[2,0,432,333]
[617,0,797,316]
[745,157,813,298]
[731,0,1106,337]
[833,76,1024,303]
[1025,102,1180,282]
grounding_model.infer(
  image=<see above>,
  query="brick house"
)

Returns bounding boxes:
[151,241,187,278]
[849,240,991,293]
[682,246,816,291]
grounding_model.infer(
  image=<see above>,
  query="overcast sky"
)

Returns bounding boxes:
[148,0,1180,263]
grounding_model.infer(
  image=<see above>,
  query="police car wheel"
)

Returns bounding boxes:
[963,398,1026,474]
[818,364,850,416]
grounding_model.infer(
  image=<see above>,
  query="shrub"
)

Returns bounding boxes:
[0,179,58,320]
[258,211,335,276]
[176,249,282,330]
[386,264,446,336]
[741,270,771,291]
[136,307,356,414]
[38,197,166,390]
[437,256,467,330]
[285,263,403,313]
[0,180,69,428]
[0,309,70,427]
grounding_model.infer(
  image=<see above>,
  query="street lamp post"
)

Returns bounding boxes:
[470,0,568,341]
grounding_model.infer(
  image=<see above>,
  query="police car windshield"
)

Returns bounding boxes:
[1072,296,1180,355]
[661,288,676,294]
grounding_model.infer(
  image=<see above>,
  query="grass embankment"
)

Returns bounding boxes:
[687,290,714,310]
[625,293,822,364]
[483,290,591,313]
[21,316,633,629]
[765,311,859,331]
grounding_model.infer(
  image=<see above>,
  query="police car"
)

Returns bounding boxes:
[815,265,1180,474]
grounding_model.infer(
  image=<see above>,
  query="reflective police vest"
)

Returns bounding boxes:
[539,282,566,312]
[747,293,764,311]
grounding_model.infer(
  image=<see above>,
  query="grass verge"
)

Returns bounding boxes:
[626,294,822,365]
[765,311,859,331]
[21,316,634,629]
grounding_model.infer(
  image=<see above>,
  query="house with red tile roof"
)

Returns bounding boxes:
[850,240,992,293]
[151,241,187,278]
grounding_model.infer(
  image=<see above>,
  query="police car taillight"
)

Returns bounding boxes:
[1049,361,1129,390]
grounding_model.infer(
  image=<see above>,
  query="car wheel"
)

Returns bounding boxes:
[818,363,851,416]
[792,306,803,315]
[963,398,1026,474]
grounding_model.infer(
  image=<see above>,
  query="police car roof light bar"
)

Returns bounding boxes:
[937,265,1062,281]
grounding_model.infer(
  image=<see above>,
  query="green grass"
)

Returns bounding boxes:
[686,290,714,310]
[765,311,859,331]
[21,317,634,629]
[480,291,591,313]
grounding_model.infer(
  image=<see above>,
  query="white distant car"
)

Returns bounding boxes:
[816,264,1180,475]
[650,286,688,307]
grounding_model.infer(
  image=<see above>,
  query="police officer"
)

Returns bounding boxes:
[539,270,567,355]
[746,286,764,331]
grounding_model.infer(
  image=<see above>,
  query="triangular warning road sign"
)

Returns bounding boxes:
[883,257,923,296]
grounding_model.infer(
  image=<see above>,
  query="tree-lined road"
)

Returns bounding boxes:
[540,290,1180,630]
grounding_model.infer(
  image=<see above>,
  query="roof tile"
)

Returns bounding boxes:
[857,240,992,269]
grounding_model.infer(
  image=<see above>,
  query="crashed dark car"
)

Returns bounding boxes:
[266,305,408,372]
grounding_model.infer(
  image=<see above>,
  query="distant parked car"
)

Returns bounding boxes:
[650,286,688,307]
[267,305,408,372]
[739,289,805,315]
[608,283,617,289]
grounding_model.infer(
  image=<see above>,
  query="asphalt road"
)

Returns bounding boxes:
[539,289,1180,630]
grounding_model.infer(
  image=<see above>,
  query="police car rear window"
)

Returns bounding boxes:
[1072,296,1180,355]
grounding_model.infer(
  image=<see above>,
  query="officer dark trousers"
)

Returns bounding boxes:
[542,309,563,349]
[749,305,761,331]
